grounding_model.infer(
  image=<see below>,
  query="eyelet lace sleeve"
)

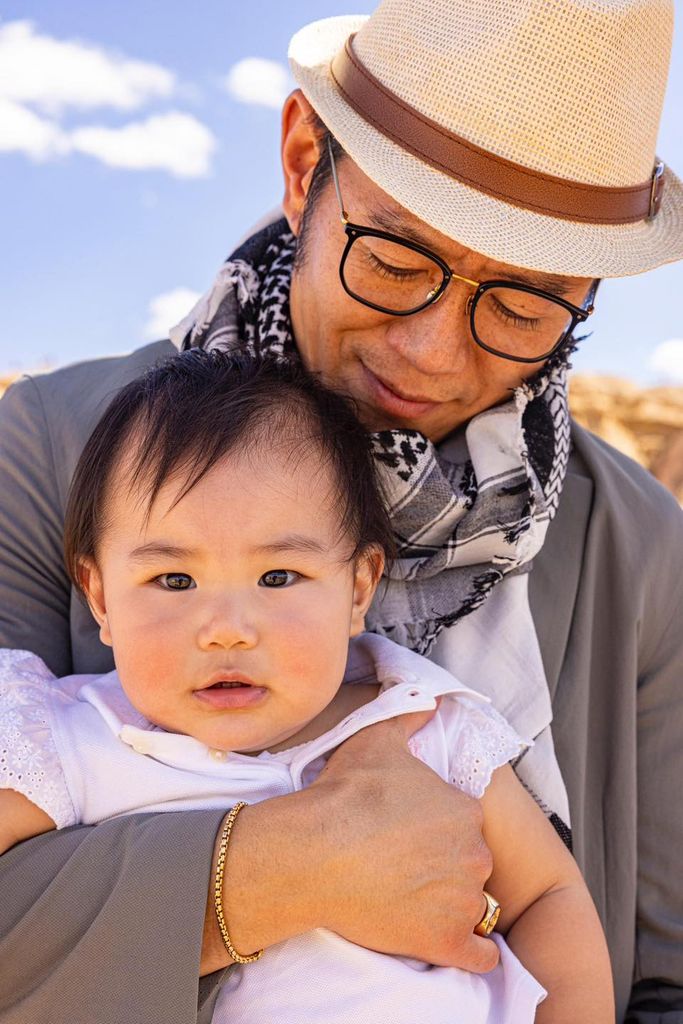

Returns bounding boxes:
[0,648,77,828]
[447,698,527,800]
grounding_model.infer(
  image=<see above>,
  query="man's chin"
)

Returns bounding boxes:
[353,398,444,440]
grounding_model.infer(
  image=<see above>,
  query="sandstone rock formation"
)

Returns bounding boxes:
[569,375,683,502]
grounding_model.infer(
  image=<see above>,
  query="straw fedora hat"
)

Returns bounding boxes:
[289,0,683,278]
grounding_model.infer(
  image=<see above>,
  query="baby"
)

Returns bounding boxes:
[0,351,613,1023]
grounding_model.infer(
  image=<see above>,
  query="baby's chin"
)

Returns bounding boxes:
[139,693,318,758]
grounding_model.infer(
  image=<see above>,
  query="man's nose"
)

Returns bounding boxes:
[383,284,475,374]
[196,598,259,651]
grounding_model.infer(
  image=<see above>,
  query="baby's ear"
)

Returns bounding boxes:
[78,558,113,647]
[349,546,385,637]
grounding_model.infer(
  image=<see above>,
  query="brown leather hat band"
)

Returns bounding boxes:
[330,35,665,225]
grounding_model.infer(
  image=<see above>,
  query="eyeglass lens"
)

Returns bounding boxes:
[343,234,444,313]
[342,234,574,360]
[473,287,574,359]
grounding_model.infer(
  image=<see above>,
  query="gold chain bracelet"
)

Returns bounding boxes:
[214,802,264,965]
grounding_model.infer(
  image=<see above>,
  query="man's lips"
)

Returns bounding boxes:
[193,671,268,710]
[360,363,441,420]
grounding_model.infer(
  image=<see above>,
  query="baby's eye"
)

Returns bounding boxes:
[154,573,196,590]
[258,569,300,588]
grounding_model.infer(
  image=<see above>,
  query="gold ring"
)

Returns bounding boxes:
[474,890,501,937]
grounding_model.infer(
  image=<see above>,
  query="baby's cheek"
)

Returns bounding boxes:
[111,610,184,702]
[277,598,329,642]
[278,613,349,684]
[115,646,182,727]
[125,597,189,648]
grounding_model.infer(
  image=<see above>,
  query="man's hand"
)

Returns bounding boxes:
[202,709,498,975]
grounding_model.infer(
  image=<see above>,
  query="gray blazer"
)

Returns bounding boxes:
[0,341,681,1024]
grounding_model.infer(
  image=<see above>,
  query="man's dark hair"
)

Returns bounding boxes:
[64,350,395,592]
[293,111,345,269]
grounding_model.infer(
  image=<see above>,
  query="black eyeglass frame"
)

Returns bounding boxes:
[328,138,600,364]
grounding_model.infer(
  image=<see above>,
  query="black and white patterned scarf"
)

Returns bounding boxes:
[172,218,571,650]
[170,218,574,836]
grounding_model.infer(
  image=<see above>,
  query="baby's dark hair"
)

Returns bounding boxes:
[64,350,395,592]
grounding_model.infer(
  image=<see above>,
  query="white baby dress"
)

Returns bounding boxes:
[0,633,546,1023]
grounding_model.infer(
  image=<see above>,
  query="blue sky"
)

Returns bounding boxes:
[1,0,682,383]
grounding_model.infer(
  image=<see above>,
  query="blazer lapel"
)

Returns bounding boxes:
[529,452,594,704]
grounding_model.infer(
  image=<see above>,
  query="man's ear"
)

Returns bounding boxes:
[281,89,322,237]
[78,558,113,648]
[350,547,385,637]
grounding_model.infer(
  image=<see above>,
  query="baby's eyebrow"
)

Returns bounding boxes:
[128,542,195,563]
[252,535,328,556]
[127,535,329,563]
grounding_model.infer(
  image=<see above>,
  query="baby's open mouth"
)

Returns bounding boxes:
[194,674,267,709]
[208,681,252,688]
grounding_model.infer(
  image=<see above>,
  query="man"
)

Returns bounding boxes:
[0,2,681,1023]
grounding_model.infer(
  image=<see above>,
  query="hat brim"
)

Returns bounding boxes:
[289,15,683,278]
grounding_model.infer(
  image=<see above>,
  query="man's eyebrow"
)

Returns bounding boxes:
[370,206,434,248]
[495,271,574,298]
[368,207,576,297]
[128,542,195,563]
[252,534,328,556]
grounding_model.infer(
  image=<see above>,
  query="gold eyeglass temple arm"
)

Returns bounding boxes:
[327,135,349,225]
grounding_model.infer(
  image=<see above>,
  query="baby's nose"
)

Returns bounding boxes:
[196,600,259,651]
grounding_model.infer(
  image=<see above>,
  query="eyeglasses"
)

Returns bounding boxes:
[327,139,599,364]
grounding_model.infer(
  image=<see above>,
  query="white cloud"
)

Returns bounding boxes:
[0,20,174,114]
[0,21,215,179]
[650,339,683,384]
[0,97,69,159]
[71,112,217,178]
[223,57,292,110]
[144,288,202,340]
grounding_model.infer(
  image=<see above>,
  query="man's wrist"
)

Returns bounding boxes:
[216,788,330,956]
[213,803,264,965]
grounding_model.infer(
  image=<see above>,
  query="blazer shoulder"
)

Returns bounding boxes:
[31,338,174,434]
[568,420,683,621]
[6,340,176,505]
[29,339,176,424]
